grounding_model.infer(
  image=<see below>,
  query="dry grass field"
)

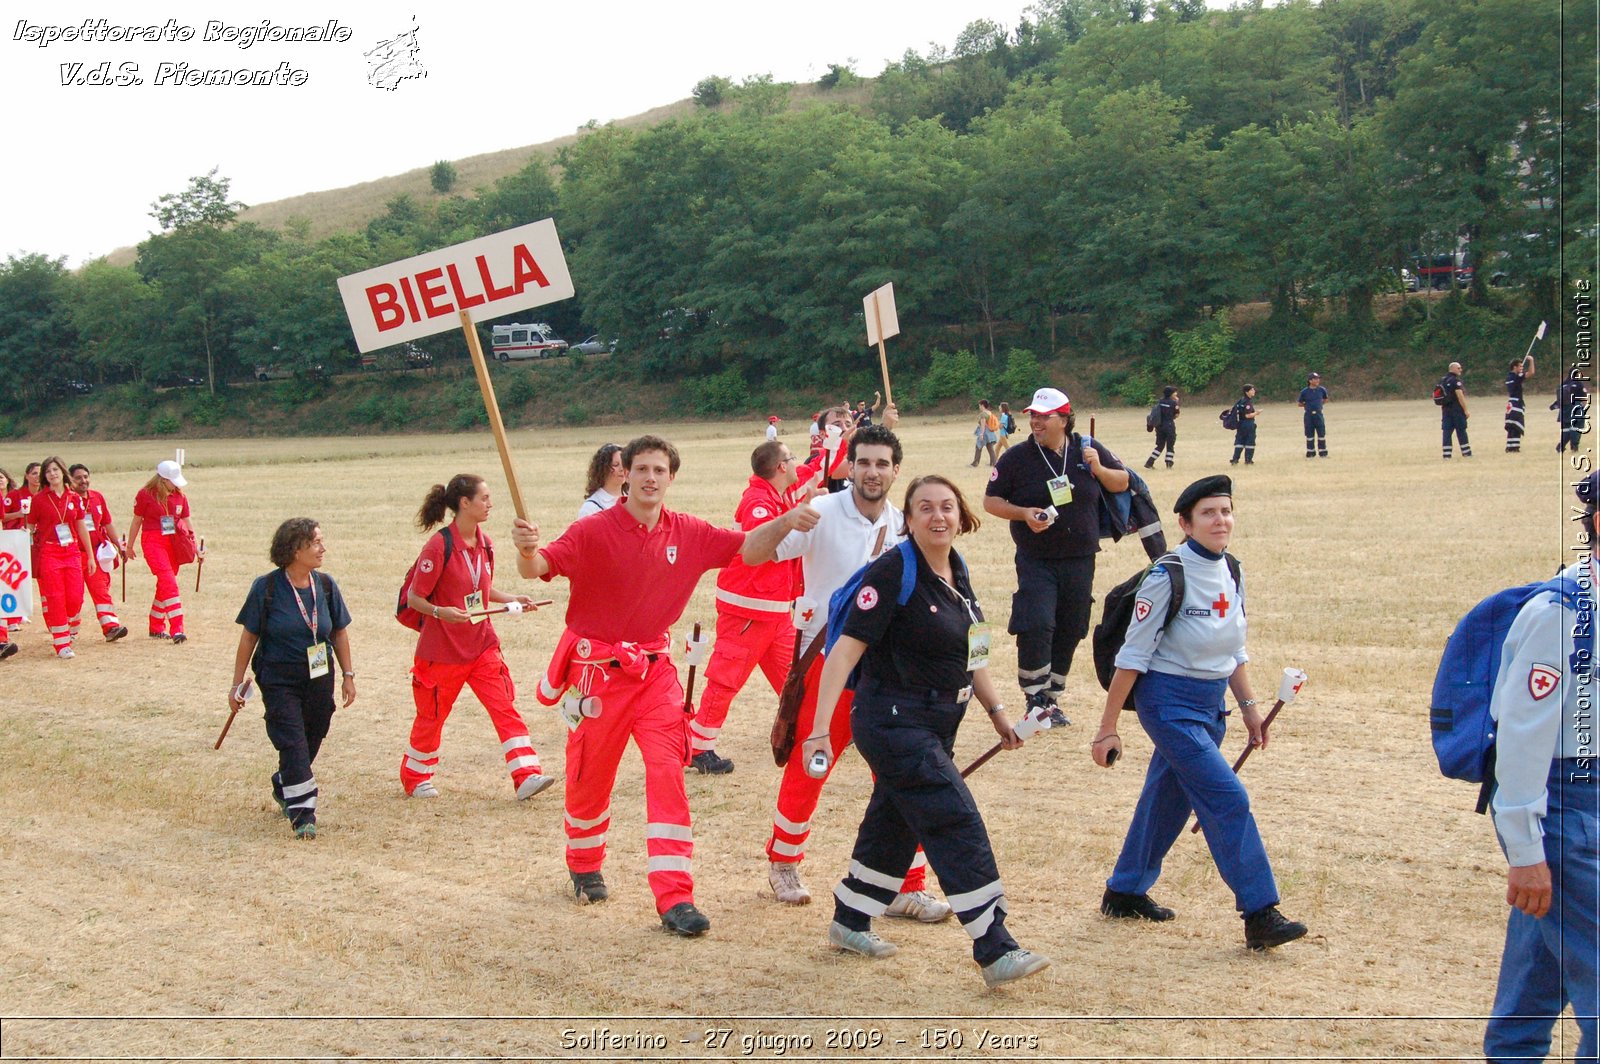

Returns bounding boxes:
[0,399,1588,1062]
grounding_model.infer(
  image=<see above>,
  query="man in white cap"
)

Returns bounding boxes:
[983,387,1128,725]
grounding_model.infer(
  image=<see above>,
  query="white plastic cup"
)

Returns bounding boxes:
[1278,667,1307,703]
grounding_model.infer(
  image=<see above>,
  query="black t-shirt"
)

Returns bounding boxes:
[235,569,352,666]
[1505,369,1526,403]
[1232,397,1256,425]
[1298,385,1328,412]
[986,434,1122,559]
[1157,398,1180,426]
[1441,372,1464,409]
[843,543,984,692]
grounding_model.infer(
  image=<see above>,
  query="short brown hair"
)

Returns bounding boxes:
[269,518,321,568]
[623,435,680,475]
[900,475,981,536]
[751,440,788,479]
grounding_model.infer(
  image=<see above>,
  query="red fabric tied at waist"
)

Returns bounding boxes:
[536,626,671,705]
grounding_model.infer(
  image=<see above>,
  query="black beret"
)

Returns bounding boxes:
[1174,474,1233,515]
[1577,471,1600,507]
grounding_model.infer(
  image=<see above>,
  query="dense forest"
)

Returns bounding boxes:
[0,0,1590,433]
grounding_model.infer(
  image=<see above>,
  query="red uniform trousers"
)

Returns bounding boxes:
[83,558,121,635]
[36,546,85,654]
[402,646,543,795]
[767,652,928,893]
[141,533,183,637]
[691,609,795,754]
[564,659,696,914]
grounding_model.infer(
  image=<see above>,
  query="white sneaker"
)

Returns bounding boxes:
[828,921,897,958]
[57,647,75,660]
[516,773,556,800]
[767,862,811,905]
[885,889,952,923]
[410,780,439,798]
[981,948,1051,988]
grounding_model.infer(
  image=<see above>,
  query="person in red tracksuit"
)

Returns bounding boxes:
[401,473,552,801]
[512,434,817,937]
[689,439,804,774]
[70,463,128,643]
[126,460,199,644]
[26,456,97,659]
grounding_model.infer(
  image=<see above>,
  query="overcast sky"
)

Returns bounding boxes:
[1,0,1079,266]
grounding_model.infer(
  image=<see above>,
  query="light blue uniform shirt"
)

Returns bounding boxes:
[1115,540,1249,680]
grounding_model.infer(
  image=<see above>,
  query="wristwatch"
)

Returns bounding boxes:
[342,671,356,678]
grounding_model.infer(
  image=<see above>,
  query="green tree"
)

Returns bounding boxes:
[70,261,167,383]
[0,254,77,408]
[430,159,459,194]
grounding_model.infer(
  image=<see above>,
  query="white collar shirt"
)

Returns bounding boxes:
[775,488,903,642]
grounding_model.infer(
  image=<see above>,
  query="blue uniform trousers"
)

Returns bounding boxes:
[1485,764,1598,1063]
[257,660,336,829]
[1107,669,1279,916]
[833,690,1019,966]
[1302,410,1327,456]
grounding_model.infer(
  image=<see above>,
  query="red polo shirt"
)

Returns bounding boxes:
[539,503,744,644]
[26,488,87,558]
[80,489,114,551]
[409,528,499,665]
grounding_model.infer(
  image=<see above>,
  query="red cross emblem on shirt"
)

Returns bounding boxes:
[1528,664,1560,700]
[1211,591,1230,618]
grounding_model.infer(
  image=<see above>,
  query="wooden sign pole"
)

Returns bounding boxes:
[459,310,530,519]
[872,295,894,408]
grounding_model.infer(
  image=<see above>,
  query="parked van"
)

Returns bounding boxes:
[490,323,567,361]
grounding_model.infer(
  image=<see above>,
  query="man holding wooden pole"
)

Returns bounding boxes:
[512,436,817,936]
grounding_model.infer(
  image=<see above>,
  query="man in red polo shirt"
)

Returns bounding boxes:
[512,434,817,936]
[70,464,128,642]
[688,440,803,774]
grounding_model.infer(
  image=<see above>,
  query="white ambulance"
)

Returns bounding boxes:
[490,323,568,361]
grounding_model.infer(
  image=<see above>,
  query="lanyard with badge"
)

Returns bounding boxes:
[289,571,330,678]
[1034,439,1073,506]
[935,570,991,672]
[44,491,76,547]
[461,543,487,623]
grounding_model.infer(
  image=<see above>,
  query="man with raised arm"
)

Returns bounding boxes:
[511,435,816,937]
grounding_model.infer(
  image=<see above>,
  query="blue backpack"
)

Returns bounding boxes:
[823,540,924,683]
[1430,572,1590,812]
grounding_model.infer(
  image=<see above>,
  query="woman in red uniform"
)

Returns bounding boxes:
[400,474,552,800]
[26,456,96,659]
[126,460,198,644]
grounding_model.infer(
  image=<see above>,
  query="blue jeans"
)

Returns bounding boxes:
[1485,763,1598,1063]
[1107,669,1279,916]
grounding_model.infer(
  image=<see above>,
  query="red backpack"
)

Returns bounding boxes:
[395,527,494,630]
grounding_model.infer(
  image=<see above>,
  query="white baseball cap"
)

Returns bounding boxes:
[1023,387,1072,416]
[155,460,187,488]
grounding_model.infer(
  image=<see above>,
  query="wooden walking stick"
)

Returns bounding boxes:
[682,622,705,715]
[194,538,205,592]
[1189,668,1307,833]
[960,703,1055,778]
[119,535,126,603]
[215,679,253,750]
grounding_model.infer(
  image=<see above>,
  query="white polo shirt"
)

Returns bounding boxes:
[775,488,904,644]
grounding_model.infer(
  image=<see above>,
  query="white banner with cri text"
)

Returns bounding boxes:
[336,218,575,352]
[0,529,35,622]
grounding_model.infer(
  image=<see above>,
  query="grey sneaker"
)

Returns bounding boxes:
[515,773,556,800]
[982,948,1051,988]
[828,921,897,958]
[409,780,439,799]
[885,889,952,923]
[767,862,811,905]
[571,870,608,904]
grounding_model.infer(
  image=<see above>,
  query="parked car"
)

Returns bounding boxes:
[570,334,617,356]
[154,372,206,389]
[360,343,434,370]
[254,362,323,382]
[48,378,93,396]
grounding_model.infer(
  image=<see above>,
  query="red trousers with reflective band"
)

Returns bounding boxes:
[36,547,85,654]
[766,651,928,893]
[692,609,794,753]
[83,559,120,634]
[402,646,542,794]
[142,534,183,636]
[563,656,696,914]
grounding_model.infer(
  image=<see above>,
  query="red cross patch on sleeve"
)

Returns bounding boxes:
[1133,599,1152,623]
[856,586,879,611]
[1528,663,1560,700]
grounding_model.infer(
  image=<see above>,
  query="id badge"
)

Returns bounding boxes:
[464,590,485,623]
[160,515,176,535]
[306,642,330,679]
[1047,475,1073,506]
[966,622,992,671]
[54,522,73,547]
